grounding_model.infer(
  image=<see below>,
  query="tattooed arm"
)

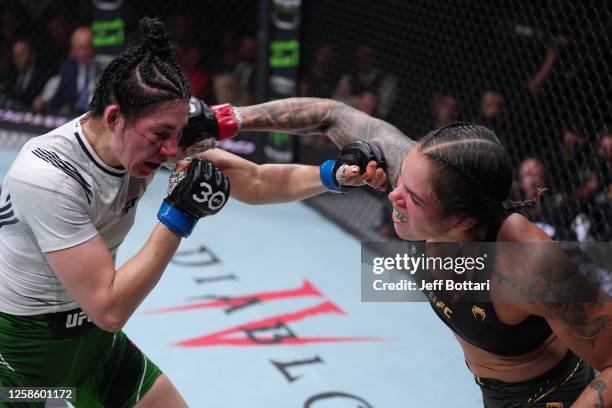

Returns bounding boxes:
[572,376,612,407]
[236,97,416,187]
[546,292,612,408]
[536,263,612,408]
[495,230,612,407]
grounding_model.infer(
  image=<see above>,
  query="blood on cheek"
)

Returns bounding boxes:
[135,129,158,146]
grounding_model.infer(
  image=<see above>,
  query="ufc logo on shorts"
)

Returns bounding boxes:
[193,181,226,210]
[66,311,92,328]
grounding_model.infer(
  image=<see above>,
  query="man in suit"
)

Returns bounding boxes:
[1,39,50,110]
[34,27,96,115]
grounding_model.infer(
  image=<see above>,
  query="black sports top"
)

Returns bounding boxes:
[415,221,553,356]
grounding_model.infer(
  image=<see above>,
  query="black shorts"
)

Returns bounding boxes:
[474,351,595,408]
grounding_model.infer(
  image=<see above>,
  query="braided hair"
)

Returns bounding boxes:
[418,122,538,228]
[89,17,190,120]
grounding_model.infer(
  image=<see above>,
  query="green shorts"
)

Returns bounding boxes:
[0,309,162,408]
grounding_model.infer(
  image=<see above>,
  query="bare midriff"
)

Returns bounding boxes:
[458,333,568,383]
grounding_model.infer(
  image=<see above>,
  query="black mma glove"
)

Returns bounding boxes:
[180,97,241,148]
[157,158,230,237]
[320,141,386,193]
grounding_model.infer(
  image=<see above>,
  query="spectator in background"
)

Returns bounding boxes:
[514,157,576,240]
[476,88,509,139]
[595,129,612,187]
[546,125,602,241]
[38,14,72,76]
[0,9,18,75]
[209,31,239,105]
[525,36,569,97]
[475,88,515,159]
[430,92,459,128]
[474,35,569,166]
[167,13,195,49]
[177,42,208,99]
[479,90,505,122]
[213,72,253,107]
[558,126,598,206]
[300,43,338,98]
[299,43,341,150]
[0,3,30,75]
[333,44,398,120]
[584,128,612,241]
[233,36,256,99]
[596,129,612,197]
[1,39,50,110]
[75,0,93,26]
[211,31,238,78]
[33,26,97,115]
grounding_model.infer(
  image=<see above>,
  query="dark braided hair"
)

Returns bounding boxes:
[505,187,548,211]
[418,122,538,228]
[89,17,190,121]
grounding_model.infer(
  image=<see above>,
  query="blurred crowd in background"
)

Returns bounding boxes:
[0,0,609,242]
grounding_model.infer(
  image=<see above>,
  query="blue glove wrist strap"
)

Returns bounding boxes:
[157,201,198,237]
[320,160,347,193]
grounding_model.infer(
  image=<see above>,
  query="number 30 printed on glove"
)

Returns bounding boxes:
[158,158,230,237]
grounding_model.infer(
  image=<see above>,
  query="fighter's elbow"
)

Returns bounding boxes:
[86,301,128,332]
[93,311,126,333]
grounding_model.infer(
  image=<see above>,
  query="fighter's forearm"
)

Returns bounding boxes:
[236,97,416,187]
[237,97,336,137]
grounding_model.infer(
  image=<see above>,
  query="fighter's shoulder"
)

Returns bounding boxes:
[11,135,74,175]
[497,212,552,243]
[7,136,92,204]
[493,213,556,300]
[494,213,580,305]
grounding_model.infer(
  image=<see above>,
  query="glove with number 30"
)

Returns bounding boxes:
[157,158,230,237]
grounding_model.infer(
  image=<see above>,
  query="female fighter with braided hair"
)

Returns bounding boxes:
[0,19,386,407]
[190,97,611,407]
